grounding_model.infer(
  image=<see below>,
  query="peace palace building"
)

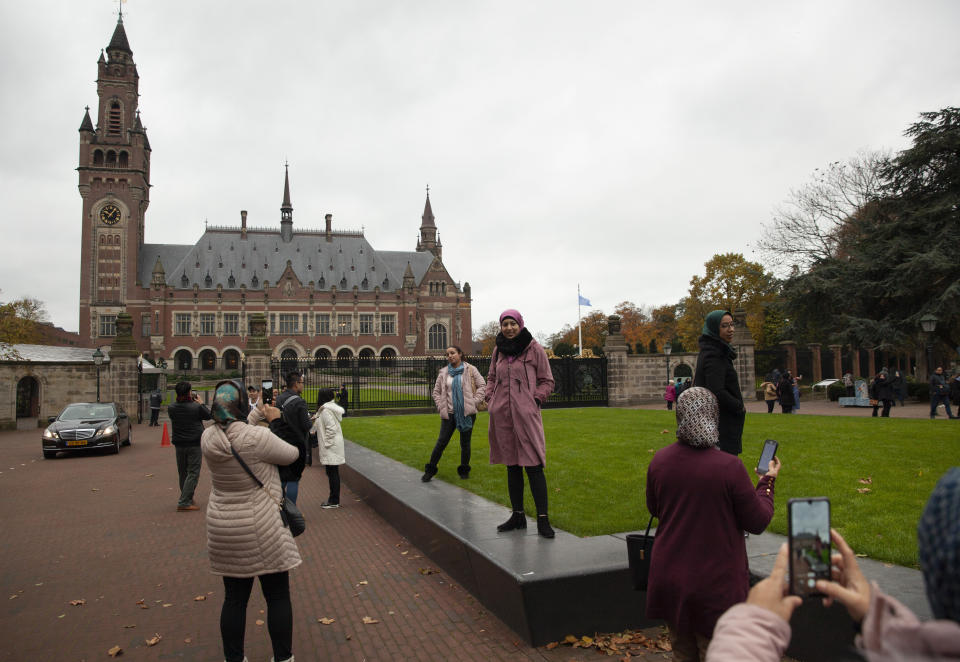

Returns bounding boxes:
[78,17,472,370]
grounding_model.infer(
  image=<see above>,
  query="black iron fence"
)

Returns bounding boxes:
[267,355,607,413]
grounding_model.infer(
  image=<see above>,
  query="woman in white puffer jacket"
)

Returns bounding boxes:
[310,388,345,509]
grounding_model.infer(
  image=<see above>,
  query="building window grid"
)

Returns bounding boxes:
[380,314,396,335]
[98,314,117,337]
[359,314,374,335]
[175,313,192,336]
[199,313,216,336]
[337,314,352,335]
[428,323,447,350]
[141,313,151,337]
[317,314,330,335]
[278,313,299,335]
[223,314,239,336]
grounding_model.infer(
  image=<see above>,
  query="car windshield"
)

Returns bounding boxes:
[60,404,114,420]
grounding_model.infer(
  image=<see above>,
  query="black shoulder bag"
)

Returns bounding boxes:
[625,515,656,591]
[230,444,305,537]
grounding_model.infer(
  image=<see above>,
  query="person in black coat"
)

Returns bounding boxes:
[890,369,906,406]
[871,372,895,417]
[692,310,745,455]
[167,381,211,511]
[270,371,311,503]
[776,372,796,414]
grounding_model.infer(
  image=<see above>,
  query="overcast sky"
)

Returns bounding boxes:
[2,1,958,339]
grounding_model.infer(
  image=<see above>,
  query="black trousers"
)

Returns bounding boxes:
[221,572,292,662]
[149,408,159,425]
[428,415,474,469]
[766,400,776,413]
[325,464,341,504]
[506,464,549,516]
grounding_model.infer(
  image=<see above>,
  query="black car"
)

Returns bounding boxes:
[42,402,132,459]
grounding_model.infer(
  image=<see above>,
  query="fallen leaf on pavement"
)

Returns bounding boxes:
[255,619,264,626]
[193,595,206,601]
[145,633,161,647]
[545,642,558,650]
[144,474,153,477]
[356,580,368,586]
[362,616,379,624]
[563,635,578,644]
[123,624,136,629]
[401,551,409,555]
[418,568,439,575]
[162,603,172,608]
[91,488,99,492]
[9,595,17,600]
[317,617,335,624]
[70,599,86,606]
[107,645,122,657]
[135,599,148,610]
[184,638,191,643]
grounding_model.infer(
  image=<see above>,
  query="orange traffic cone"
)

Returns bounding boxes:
[160,422,171,447]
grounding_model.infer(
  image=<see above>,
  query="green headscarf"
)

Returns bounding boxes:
[701,309,737,358]
[212,380,248,428]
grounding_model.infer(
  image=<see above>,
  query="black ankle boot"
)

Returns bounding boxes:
[421,463,438,483]
[457,465,470,479]
[537,514,555,539]
[497,511,527,532]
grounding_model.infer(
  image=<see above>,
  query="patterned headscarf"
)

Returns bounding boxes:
[675,386,719,448]
[211,379,249,429]
[917,467,960,622]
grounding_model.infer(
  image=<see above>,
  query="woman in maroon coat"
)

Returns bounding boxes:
[485,309,557,538]
[645,386,780,661]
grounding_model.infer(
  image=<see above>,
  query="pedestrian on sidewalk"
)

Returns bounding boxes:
[693,310,745,456]
[870,372,894,417]
[148,389,162,426]
[776,372,795,414]
[167,381,211,511]
[201,380,300,662]
[485,309,557,539]
[760,379,777,413]
[665,381,677,410]
[422,345,486,482]
[338,383,349,416]
[311,388,345,508]
[270,372,311,504]
[791,375,802,411]
[930,367,958,419]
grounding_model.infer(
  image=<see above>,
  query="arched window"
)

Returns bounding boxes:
[314,348,331,368]
[106,235,113,245]
[379,347,396,368]
[93,150,104,166]
[99,235,105,245]
[108,101,122,135]
[200,349,216,371]
[106,150,117,167]
[336,348,353,360]
[428,323,447,351]
[223,349,240,371]
[280,349,299,377]
[358,347,375,367]
[174,349,193,371]
[114,234,120,244]
[118,151,128,168]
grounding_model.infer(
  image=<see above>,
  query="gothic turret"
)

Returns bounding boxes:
[417,187,440,259]
[280,163,293,243]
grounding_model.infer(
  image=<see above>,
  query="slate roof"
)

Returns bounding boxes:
[138,228,438,294]
[2,345,111,363]
[107,17,132,54]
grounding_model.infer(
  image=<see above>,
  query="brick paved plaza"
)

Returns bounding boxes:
[0,425,667,661]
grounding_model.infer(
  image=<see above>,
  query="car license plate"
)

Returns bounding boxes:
[67,440,87,447]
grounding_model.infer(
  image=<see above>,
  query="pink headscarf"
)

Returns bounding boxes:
[499,309,525,330]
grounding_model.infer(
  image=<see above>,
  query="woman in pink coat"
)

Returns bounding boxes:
[485,309,556,538]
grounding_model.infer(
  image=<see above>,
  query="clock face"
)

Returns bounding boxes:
[99,204,122,225]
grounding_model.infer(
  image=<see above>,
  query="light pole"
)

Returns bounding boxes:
[920,313,938,380]
[92,347,104,402]
[664,341,672,384]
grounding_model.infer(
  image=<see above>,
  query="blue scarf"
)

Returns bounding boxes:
[449,363,473,432]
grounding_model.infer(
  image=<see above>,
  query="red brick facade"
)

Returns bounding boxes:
[78,18,471,368]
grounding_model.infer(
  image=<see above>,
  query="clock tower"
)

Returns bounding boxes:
[78,13,151,345]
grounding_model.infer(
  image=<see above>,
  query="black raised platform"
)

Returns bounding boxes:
[341,440,931,658]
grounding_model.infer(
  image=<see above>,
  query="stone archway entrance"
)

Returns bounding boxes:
[16,376,40,429]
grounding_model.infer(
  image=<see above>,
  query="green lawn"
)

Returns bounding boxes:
[342,408,960,568]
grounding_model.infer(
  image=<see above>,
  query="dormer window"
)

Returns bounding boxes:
[228,273,236,288]
[180,273,189,288]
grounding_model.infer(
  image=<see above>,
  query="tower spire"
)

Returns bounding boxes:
[280,162,293,243]
[417,185,440,258]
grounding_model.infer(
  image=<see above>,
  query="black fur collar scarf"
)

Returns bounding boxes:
[495,327,534,357]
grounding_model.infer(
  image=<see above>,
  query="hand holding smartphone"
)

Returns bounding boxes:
[756,439,779,475]
[788,497,831,597]
[261,379,274,405]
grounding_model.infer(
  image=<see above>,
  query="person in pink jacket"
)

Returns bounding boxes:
[707,467,960,662]
[664,381,677,410]
[422,345,486,482]
[485,309,556,538]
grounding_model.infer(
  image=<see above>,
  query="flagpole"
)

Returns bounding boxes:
[577,284,582,358]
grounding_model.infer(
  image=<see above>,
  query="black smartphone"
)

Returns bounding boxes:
[787,497,831,597]
[261,379,274,405]
[756,439,779,475]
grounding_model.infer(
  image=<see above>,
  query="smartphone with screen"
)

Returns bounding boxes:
[756,439,779,475]
[788,497,831,597]
[261,379,274,405]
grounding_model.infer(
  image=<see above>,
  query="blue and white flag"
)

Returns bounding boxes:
[578,294,591,306]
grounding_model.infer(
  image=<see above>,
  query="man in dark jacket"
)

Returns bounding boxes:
[930,367,958,419]
[148,389,163,426]
[693,310,745,455]
[271,371,311,503]
[338,383,349,416]
[871,372,895,417]
[166,381,211,511]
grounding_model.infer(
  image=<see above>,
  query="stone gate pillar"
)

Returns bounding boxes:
[807,343,822,383]
[244,313,272,388]
[603,315,630,407]
[108,313,140,418]
[829,344,843,379]
[779,340,797,376]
